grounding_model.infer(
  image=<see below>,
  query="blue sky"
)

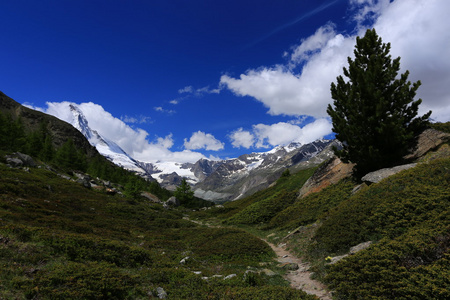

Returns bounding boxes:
[1,0,449,163]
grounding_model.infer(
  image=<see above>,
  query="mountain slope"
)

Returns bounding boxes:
[0,91,98,157]
[66,104,148,174]
[193,140,336,202]
[191,137,450,300]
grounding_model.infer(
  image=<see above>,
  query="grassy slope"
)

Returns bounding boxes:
[195,146,449,299]
[0,163,316,299]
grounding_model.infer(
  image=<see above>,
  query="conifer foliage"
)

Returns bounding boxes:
[327,29,431,177]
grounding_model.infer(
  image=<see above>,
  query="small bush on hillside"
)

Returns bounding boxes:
[267,179,355,230]
[224,190,298,225]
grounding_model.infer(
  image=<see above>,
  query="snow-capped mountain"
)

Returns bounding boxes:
[192,139,336,201]
[67,104,147,174]
[60,103,335,201]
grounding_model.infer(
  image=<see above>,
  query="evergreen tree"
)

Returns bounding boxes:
[174,178,194,204]
[55,139,87,171]
[327,29,431,178]
[40,135,55,162]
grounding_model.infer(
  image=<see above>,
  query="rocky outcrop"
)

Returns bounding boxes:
[404,128,450,161]
[164,196,180,208]
[328,241,373,265]
[5,152,37,168]
[140,191,162,203]
[298,157,354,198]
[361,163,417,184]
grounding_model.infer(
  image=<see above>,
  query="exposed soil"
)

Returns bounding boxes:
[266,241,332,300]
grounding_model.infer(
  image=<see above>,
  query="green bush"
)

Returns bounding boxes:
[268,179,355,230]
[25,261,140,299]
[313,158,450,254]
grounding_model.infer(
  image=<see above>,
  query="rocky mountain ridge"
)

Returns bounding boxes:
[1,94,336,202]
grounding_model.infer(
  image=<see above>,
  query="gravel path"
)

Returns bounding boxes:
[266,241,332,300]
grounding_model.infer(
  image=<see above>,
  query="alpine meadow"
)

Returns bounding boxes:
[1,3,450,300]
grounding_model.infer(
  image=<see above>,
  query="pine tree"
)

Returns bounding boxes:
[174,178,194,204]
[327,29,431,178]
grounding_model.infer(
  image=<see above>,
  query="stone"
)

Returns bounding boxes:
[14,152,36,167]
[361,163,417,184]
[76,176,91,188]
[224,274,237,280]
[6,157,23,168]
[350,241,372,254]
[141,191,161,203]
[156,287,167,299]
[179,256,189,264]
[404,128,450,161]
[166,196,180,207]
[298,157,354,198]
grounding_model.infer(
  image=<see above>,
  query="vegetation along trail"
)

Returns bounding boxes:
[185,215,331,299]
[266,241,332,300]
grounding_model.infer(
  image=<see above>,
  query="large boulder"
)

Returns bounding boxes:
[404,128,450,161]
[298,157,354,198]
[361,163,417,184]
[5,152,36,168]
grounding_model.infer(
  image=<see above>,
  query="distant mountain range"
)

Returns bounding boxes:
[63,103,338,201]
[0,94,336,202]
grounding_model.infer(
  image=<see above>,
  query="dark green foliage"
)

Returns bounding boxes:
[0,163,308,298]
[174,178,194,202]
[54,138,87,171]
[313,158,449,255]
[224,190,298,225]
[327,29,431,178]
[430,121,450,134]
[0,112,26,152]
[23,261,140,299]
[186,227,273,261]
[268,179,355,230]
[325,228,450,299]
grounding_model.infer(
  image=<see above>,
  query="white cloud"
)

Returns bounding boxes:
[121,114,151,124]
[184,131,225,151]
[178,86,194,94]
[229,119,332,149]
[288,23,337,65]
[220,31,353,118]
[41,101,205,163]
[154,106,175,114]
[221,0,450,122]
[229,128,255,149]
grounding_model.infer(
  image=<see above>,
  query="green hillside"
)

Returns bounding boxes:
[0,162,317,299]
[193,143,449,299]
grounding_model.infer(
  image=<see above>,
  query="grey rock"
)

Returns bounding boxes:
[404,128,450,160]
[350,241,372,254]
[179,256,189,265]
[361,163,417,183]
[166,196,180,207]
[156,287,167,299]
[14,153,36,167]
[224,274,237,280]
[6,157,23,168]
[76,175,91,188]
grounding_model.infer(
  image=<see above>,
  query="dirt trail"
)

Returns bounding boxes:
[184,216,332,299]
[266,241,332,300]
